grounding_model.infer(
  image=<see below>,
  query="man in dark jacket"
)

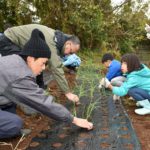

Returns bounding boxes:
[0,29,93,139]
[0,24,80,104]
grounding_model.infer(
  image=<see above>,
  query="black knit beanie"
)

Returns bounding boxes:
[21,29,51,59]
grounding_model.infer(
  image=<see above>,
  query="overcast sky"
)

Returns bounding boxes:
[111,0,150,18]
[111,0,125,6]
[111,0,150,6]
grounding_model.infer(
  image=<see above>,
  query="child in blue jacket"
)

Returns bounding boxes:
[99,53,126,86]
[103,53,150,115]
[99,53,126,100]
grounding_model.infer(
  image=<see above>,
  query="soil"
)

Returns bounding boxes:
[0,72,150,150]
[123,99,150,150]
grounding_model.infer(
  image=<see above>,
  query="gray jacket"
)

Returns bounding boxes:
[0,55,73,123]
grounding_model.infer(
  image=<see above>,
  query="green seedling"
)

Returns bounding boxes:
[82,99,99,120]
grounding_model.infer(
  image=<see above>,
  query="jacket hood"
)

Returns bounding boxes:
[128,64,150,78]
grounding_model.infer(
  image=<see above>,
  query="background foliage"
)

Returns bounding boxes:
[0,0,150,54]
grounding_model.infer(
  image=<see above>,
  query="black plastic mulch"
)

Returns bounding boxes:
[28,89,141,150]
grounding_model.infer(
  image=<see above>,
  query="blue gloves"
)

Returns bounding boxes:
[62,54,81,67]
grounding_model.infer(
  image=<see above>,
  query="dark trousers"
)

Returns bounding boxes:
[0,104,23,139]
[0,35,44,88]
[128,88,150,101]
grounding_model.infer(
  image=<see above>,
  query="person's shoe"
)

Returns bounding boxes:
[113,95,120,101]
[136,102,142,107]
[136,99,150,108]
[135,108,150,115]
[21,129,32,136]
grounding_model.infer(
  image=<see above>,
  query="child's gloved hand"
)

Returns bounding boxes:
[145,24,150,33]
[113,95,120,101]
[98,84,103,89]
[98,78,110,88]
[98,78,105,89]
[104,78,111,88]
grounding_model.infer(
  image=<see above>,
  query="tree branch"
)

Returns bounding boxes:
[112,0,131,12]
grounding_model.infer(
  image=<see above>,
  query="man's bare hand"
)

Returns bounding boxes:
[65,92,79,103]
[72,117,93,130]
